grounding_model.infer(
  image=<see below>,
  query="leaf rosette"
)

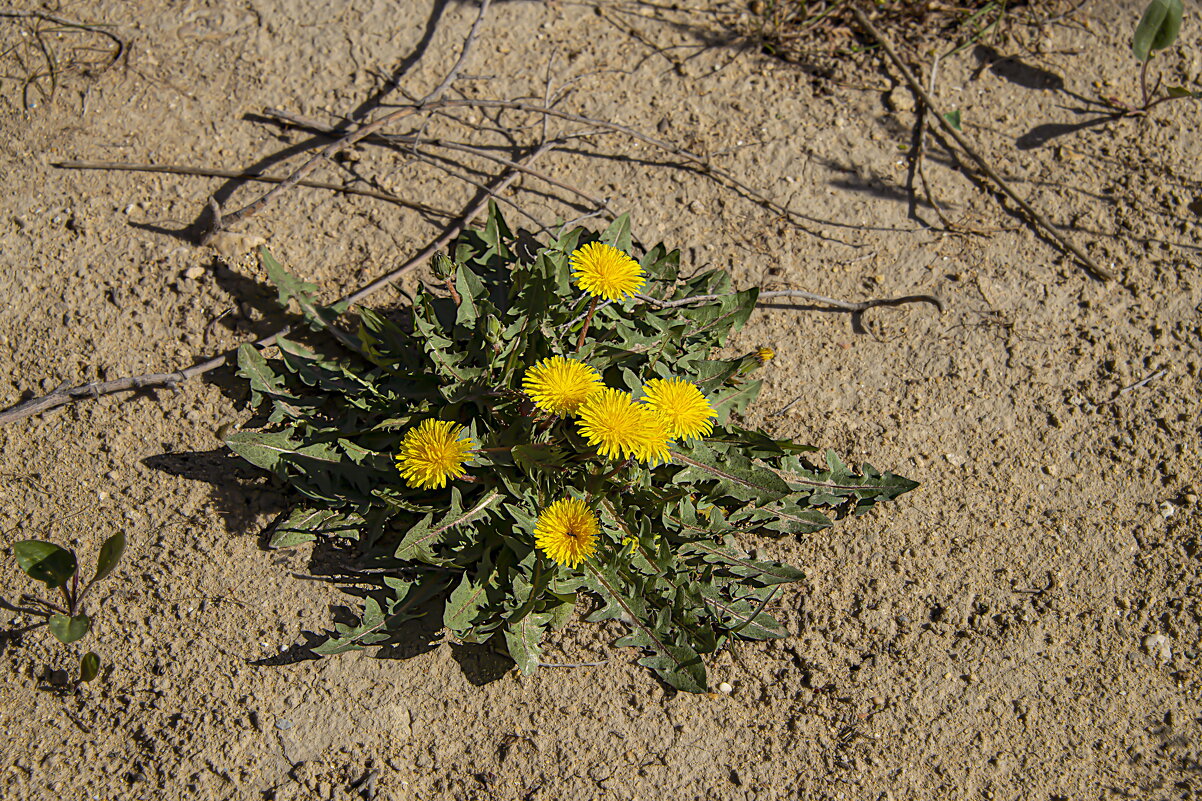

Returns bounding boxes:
[226,205,918,691]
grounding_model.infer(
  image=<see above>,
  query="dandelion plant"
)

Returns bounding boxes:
[225,205,918,692]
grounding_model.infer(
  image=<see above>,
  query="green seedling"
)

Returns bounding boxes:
[6,531,125,683]
[1114,0,1200,113]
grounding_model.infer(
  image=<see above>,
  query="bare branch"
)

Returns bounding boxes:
[0,145,552,427]
[52,160,454,219]
[849,4,1112,281]
[199,0,493,244]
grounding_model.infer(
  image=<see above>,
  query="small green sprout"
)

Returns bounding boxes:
[1121,0,1200,112]
[5,531,125,683]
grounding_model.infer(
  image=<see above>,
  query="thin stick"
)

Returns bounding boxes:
[914,53,956,229]
[636,289,943,314]
[416,0,493,106]
[574,297,599,352]
[52,160,454,218]
[1117,369,1167,395]
[430,99,843,237]
[260,107,614,214]
[257,95,850,245]
[849,4,1112,281]
[0,145,550,426]
[200,0,492,244]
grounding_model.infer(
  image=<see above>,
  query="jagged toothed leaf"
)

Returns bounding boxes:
[678,539,806,586]
[444,573,490,635]
[699,584,787,640]
[511,444,566,476]
[224,429,300,473]
[261,247,318,311]
[672,440,791,504]
[237,344,294,408]
[454,262,486,330]
[312,597,388,655]
[393,489,502,563]
[269,507,365,548]
[582,563,707,693]
[709,380,762,421]
[504,610,554,675]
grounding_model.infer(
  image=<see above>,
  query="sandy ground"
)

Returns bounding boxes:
[1,0,1200,798]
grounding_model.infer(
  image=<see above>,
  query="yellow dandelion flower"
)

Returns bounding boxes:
[521,356,604,416]
[535,497,600,568]
[569,242,647,301]
[576,388,670,463]
[395,419,474,490]
[637,414,673,466]
[756,347,775,364]
[641,378,718,442]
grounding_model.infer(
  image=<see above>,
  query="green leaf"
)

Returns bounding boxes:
[48,613,90,644]
[444,573,490,634]
[394,489,502,563]
[454,263,486,331]
[224,429,300,472]
[671,441,791,504]
[942,109,962,131]
[709,380,762,422]
[269,507,364,548]
[679,540,807,585]
[505,611,554,675]
[1133,0,1183,61]
[237,344,293,406]
[260,247,318,311]
[80,652,101,682]
[12,540,77,588]
[1166,85,1201,98]
[511,444,566,476]
[583,563,708,693]
[699,584,787,640]
[92,532,126,585]
[600,214,634,254]
[312,597,388,655]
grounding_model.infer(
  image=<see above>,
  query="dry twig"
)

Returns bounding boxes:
[200,0,494,244]
[850,4,1112,280]
[0,145,549,427]
[52,160,454,218]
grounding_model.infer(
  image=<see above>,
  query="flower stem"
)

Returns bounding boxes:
[574,296,598,353]
[1140,58,1150,110]
[600,457,633,482]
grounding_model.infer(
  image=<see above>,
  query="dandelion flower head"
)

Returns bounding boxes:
[521,356,604,416]
[535,497,600,568]
[395,419,474,490]
[641,378,717,442]
[756,347,775,364]
[569,242,646,301]
[577,388,672,463]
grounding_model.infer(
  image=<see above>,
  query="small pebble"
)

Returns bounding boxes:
[275,718,293,730]
[887,86,915,113]
[1159,501,1176,519]
[1143,634,1172,664]
[183,266,206,280]
[717,682,733,694]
